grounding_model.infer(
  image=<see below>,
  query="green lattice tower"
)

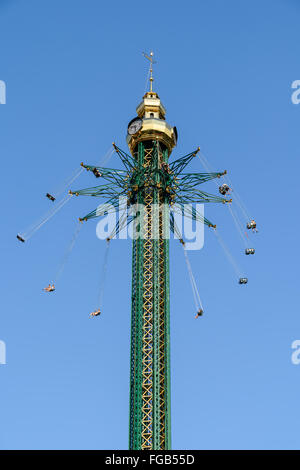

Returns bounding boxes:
[127,91,177,450]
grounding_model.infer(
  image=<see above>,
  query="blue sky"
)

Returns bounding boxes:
[1,0,300,450]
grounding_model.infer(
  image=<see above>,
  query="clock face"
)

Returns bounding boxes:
[128,117,143,135]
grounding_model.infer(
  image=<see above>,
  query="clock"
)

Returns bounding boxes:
[128,117,143,135]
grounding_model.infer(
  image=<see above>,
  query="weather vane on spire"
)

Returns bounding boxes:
[143,51,156,92]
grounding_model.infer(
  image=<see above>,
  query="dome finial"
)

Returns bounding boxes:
[143,51,156,92]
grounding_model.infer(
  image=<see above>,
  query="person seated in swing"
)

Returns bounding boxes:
[247,219,258,233]
[89,309,101,318]
[219,183,231,195]
[92,168,102,178]
[43,283,55,292]
[195,308,203,319]
[46,193,56,202]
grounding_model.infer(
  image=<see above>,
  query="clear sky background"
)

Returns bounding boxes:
[0,0,300,450]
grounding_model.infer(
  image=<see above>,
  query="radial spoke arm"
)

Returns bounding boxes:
[80,163,127,187]
[169,148,200,175]
[172,202,216,228]
[179,170,226,186]
[176,189,231,204]
[113,143,136,172]
[69,182,124,199]
[79,196,127,221]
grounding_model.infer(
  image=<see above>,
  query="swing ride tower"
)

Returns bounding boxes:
[66,52,232,450]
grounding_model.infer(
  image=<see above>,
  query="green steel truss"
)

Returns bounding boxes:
[129,141,171,450]
[71,141,231,450]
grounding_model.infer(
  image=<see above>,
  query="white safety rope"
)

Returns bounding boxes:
[183,248,203,311]
[54,221,83,284]
[213,228,243,278]
[20,194,73,241]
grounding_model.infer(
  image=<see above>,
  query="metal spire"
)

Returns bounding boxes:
[143,51,156,92]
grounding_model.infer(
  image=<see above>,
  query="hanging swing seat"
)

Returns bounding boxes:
[247,220,257,230]
[219,184,231,195]
[195,308,203,319]
[245,248,255,255]
[89,309,101,318]
[46,193,56,202]
[43,284,55,292]
[17,234,25,243]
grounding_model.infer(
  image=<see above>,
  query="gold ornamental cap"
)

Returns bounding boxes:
[126,52,177,156]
